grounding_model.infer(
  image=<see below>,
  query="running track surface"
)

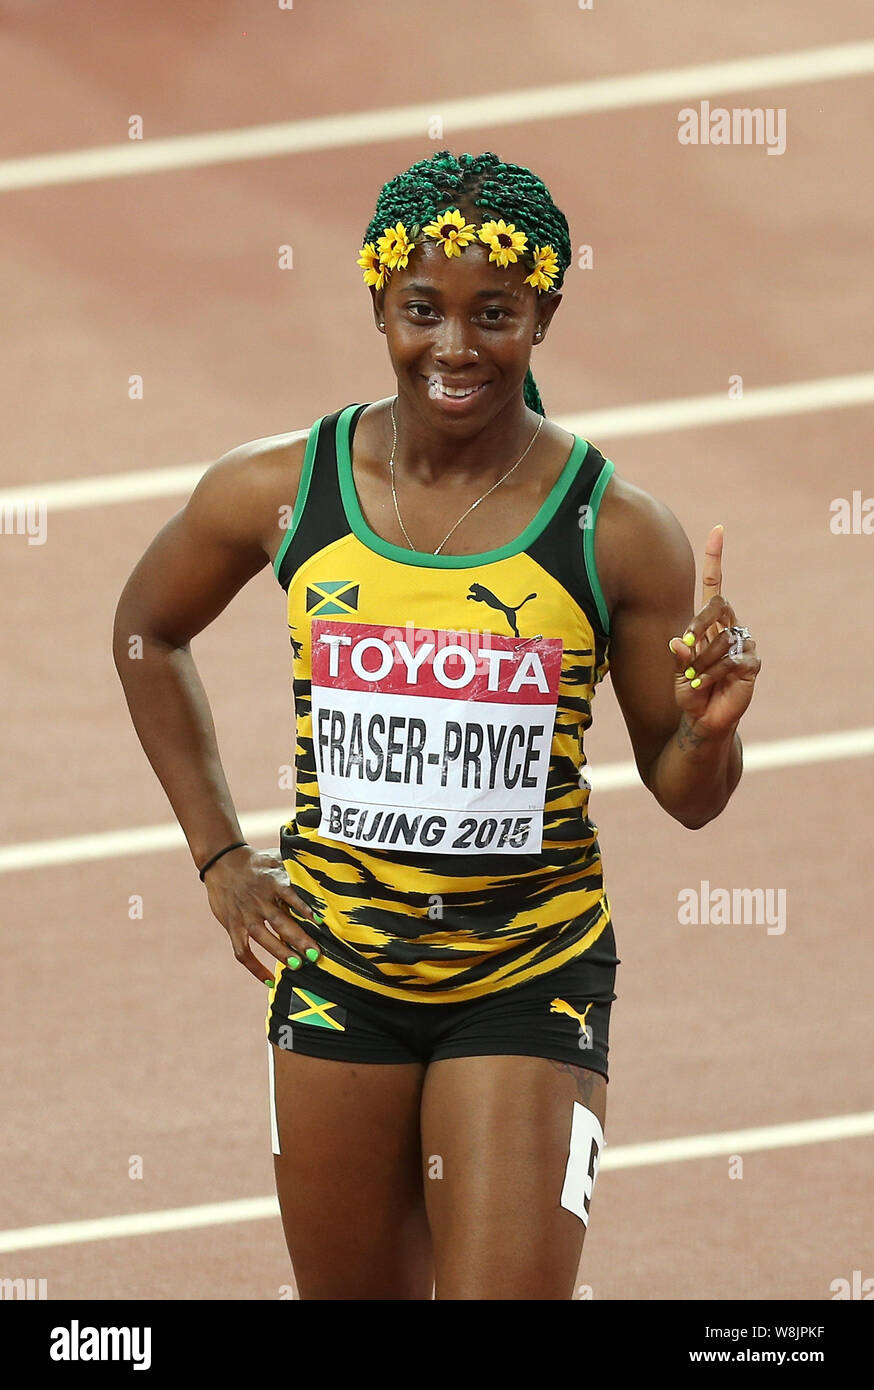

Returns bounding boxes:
[1,1,871,1300]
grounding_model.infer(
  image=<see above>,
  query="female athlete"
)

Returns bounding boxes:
[113,151,761,1300]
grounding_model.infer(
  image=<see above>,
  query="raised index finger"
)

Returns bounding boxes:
[701,523,724,611]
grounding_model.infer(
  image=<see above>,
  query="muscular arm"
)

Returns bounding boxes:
[112,432,307,867]
[595,476,742,830]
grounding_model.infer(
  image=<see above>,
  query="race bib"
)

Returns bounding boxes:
[310,619,563,855]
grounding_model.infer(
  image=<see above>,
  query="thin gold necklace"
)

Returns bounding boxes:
[387,395,544,556]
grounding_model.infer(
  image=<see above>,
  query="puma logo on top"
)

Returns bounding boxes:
[467,582,537,637]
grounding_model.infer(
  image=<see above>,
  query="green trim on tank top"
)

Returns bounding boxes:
[272,418,323,580]
[583,457,615,636]
[335,401,590,570]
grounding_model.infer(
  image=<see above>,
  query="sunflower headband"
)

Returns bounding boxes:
[357,208,559,293]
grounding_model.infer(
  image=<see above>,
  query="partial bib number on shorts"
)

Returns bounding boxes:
[560,1102,605,1229]
[325,803,535,853]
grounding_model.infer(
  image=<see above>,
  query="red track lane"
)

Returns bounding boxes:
[1,1,871,1301]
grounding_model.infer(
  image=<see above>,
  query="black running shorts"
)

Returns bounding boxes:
[266,922,619,1079]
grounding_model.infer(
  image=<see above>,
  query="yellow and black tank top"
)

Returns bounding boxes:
[273,403,616,1003]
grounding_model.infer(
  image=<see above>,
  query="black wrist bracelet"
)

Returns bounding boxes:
[198,841,248,882]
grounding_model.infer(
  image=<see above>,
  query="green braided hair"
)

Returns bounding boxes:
[361,151,571,416]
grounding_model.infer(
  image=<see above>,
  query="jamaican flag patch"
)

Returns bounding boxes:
[286,986,347,1031]
[305,580,359,616]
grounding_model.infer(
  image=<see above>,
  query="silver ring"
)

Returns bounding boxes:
[728,624,752,660]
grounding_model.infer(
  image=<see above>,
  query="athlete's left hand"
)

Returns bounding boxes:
[668,525,761,736]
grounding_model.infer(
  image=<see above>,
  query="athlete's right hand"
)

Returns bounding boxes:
[202,846,321,983]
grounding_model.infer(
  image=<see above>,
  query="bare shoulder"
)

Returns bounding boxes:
[187,428,310,564]
[594,464,694,617]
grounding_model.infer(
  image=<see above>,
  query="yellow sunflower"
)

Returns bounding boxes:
[478,218,528,268]
[377,221,416,271]
[357,242,388,289]
[524,244,560,292]
[423,207,479,259]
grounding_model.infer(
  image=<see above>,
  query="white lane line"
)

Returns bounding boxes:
[0,1199,279,1254]
[604,1111,874,1170]
[0,463,208,512]
[1,727,872,875]
[1,1109,871,1253]
[738,727,874,771]
[2,372,873,514]
[2,42,873,192]
[569,371,874,439]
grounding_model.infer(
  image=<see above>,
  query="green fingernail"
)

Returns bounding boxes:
[690,677,702,689]
[265,978,275,989]
[682,632,696,647]
[305,947,320,962]
[312,912,324,924]
[287,955,301,970]
[684,667,696,679]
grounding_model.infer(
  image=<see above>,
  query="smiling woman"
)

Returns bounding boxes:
[114,146,760,1302]
[358,149,572,418]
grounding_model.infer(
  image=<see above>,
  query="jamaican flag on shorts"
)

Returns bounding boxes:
[286,985,346,1031]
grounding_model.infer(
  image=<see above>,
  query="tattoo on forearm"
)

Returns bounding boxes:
[675,711,713,753]
[548,1058,600,1106]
